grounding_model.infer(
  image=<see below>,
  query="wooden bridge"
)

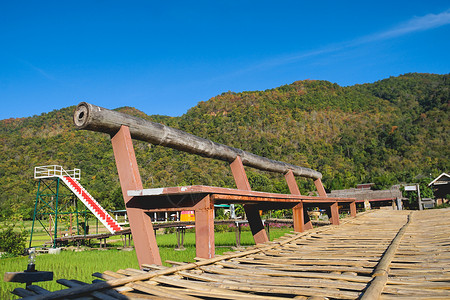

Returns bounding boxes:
[72,102,356,267]
[14,208,450,299]
[10,102,449,299]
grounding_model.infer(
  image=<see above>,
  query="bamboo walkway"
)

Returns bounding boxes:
[17,208,450,299]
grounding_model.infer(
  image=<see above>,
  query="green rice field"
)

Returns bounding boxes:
[1,227,292,299]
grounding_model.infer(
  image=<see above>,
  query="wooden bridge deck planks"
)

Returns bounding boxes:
[380,208,450,299]
[18,208,450,300]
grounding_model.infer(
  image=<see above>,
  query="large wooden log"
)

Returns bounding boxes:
[73,102,322,179]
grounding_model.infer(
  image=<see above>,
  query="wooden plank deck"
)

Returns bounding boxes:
[16,208,450,299]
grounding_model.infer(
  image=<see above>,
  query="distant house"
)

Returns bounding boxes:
[428,173,450,205]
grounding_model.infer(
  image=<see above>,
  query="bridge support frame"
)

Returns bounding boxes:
[285,170,313,232]
[230,156,269,244]
[315,178,339,225]
[111,125,162,266]
[193,195,215,259]
[108,126,357,267]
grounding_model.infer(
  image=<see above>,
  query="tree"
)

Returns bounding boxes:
[0,223,27,256]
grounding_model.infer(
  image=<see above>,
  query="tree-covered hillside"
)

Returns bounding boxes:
[0,73,448,219]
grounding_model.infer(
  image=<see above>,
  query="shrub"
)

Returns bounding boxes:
[0,223,28,256]
[215,224,233,233]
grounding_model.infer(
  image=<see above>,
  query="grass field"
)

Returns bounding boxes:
[1,219,115,248]
[1,227,292,299]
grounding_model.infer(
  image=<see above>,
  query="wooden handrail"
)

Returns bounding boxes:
[73,102,322,179]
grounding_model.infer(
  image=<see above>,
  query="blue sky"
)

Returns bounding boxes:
[1,1,449,120]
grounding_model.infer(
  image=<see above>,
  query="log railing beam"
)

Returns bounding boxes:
[74,102,322,180]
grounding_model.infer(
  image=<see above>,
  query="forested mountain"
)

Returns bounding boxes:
[1,73,448,219]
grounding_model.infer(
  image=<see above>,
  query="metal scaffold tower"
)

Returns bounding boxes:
[30,166,86,248]
[29,165,122,248]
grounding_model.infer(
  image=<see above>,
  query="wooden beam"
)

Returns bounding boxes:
[314,178,339,225]
[111,125,161,266]
[194,195,215,259]
[230,156,268,244]
[285,170,305,232]
[74,102,322,179]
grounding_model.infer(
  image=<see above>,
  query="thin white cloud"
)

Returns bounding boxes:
[245,9,450,72]
[358,9,450,43]
[172,9,450,89]
[18,58,56,81]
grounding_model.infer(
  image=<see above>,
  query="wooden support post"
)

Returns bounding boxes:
[329,202,340,225]
[324,204,339,225]
[314,178,339,225]
[292,207,304,231]
[69,213,73,235]
[230,156,251,191]
[175,227,186,250]
[303,210,314,230]
[350,201,357,217]
[111,125,162,267]
[284,170,313,231]
[244,205,268,244]
[230,156,269,244]
[194,195,215,259]
[314,177,327,197]
[235,222,242,247]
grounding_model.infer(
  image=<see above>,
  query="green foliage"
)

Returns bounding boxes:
[402,178,435,205]
[214,224,233,233]
[215,208,226,219]
[433,202,450,209]
[269,209,292,219]
[234,204,245,218]
[0,223,28,256]
[373,174,396,190]
[0,73,448,220]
